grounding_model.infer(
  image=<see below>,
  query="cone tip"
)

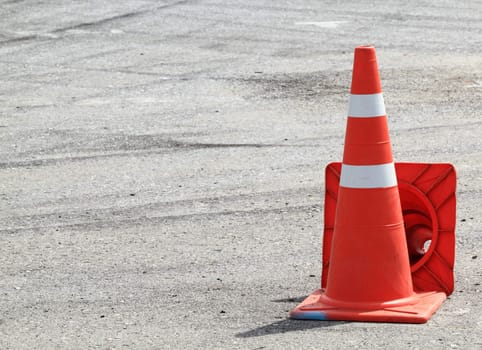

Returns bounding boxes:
[351,45,381,94]
[355,44,376,50]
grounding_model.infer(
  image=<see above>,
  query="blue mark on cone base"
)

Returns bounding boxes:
[290,311,328,321]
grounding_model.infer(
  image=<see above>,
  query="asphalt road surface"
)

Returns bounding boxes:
[1,1,481,349]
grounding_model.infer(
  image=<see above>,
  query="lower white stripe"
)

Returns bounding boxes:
[340,163,397,188]
[348,93,386,117]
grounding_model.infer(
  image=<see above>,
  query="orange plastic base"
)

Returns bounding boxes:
[290,289,446,323]
[290,162,456,324]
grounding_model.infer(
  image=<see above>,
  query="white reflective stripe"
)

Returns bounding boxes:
[348,93,386,117]
[340,163,397,188]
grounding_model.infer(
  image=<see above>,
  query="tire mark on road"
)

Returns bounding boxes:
[0,136,324,169]
[1,203,322,234]
[0,0,192,46]
[53,0,192,34]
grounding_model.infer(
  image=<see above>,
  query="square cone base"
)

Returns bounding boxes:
[290,289,447,323]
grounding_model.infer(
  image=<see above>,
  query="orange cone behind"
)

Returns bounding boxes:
[290,46,447,323]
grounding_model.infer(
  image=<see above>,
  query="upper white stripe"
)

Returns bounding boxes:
[340,163,397,188]
[348,93,386,117]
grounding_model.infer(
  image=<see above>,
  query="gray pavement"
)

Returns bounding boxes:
[1,0,481,349]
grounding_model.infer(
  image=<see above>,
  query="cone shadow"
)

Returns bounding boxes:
[271,296,307,303]
[235,318,343,338]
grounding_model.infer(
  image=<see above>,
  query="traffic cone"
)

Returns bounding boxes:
[290,45,447,323]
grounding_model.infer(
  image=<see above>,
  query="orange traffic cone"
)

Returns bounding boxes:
[290,46,448,323]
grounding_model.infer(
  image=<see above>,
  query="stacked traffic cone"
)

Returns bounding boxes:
[290,46,449,323]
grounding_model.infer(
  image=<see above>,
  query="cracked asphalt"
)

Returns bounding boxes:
[1,0,481,349]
